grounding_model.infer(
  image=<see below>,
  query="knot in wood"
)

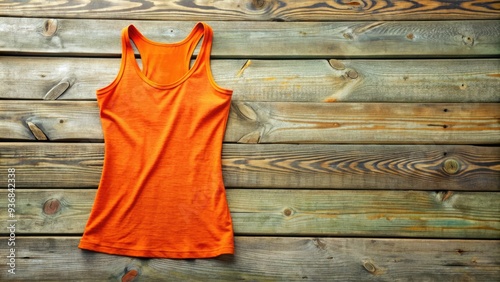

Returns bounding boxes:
[121,269,139,282]
[313,238,327,250]
[44,80,70,100]
[347,70,359,79]
[343,32,354,40]
[329,59,345,70]
[346,0,363,8]
[42,19,58,37]
[43,198,61,215]
[234,102,257,121]
[26,121,48,141]
[122,265,140,282]
[251,0,268,9]
[443,158,460,175]
[362,261,377,274]
[283,208,294,217]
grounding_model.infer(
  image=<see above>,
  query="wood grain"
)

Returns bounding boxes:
[1,101,498,144]
[1,143,498,190]
[1,237,498,281]
[228,102,500,144]
[0,189,499,238]
[223,144,500,190]
[2,1,500,280]
[1,57,499,102]
[1,0,499,21]
[1,17,499,57]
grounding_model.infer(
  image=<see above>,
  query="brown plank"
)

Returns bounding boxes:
[1,0,499,21]
[227,102,500,144]
[1,57,499,102]
[1,143,498,190]
[1,101,498,144]
[1,237,498,281]
[223,144,500,190]
[1,189,499,238]
[1,17,499,57]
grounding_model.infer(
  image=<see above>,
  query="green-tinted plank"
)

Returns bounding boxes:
[0,189,498,238]
[0,237,498,281]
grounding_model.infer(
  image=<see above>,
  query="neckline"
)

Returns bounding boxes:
[126,23,207,89]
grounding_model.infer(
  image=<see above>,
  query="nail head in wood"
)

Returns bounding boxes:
[462,35,474,46]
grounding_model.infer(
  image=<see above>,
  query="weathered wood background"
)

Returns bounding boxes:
[1,0,499,281]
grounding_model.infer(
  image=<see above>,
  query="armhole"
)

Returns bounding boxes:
[203,24,233,96]
[206,58,233,96]
[96,27,128,96]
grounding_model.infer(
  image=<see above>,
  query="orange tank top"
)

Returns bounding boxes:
[78,22,234,258]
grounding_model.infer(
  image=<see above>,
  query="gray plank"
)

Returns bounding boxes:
[1,57,499,102]
[1,18,499,57]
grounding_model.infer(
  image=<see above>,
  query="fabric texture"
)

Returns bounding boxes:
[78,22,234,258]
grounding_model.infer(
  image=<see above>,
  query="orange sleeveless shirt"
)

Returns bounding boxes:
[78,23,234,258]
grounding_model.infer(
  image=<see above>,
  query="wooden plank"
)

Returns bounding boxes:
[1,0,499,21]
[1,143,498,190]
[1,101,498,144]
[1,237,498,281]
[224,144,500,190]
[227,102,500,144]
[0,189,499,238]
[1,57,499,102]
[1,17,499,57]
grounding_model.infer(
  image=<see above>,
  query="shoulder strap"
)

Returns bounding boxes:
[95,26,134,94]
[184,22,213,64]
[197,22,214,64]
[182,22,214,74]
[121,25,141,66]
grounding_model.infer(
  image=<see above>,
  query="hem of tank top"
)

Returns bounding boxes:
[78,241,235,258]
